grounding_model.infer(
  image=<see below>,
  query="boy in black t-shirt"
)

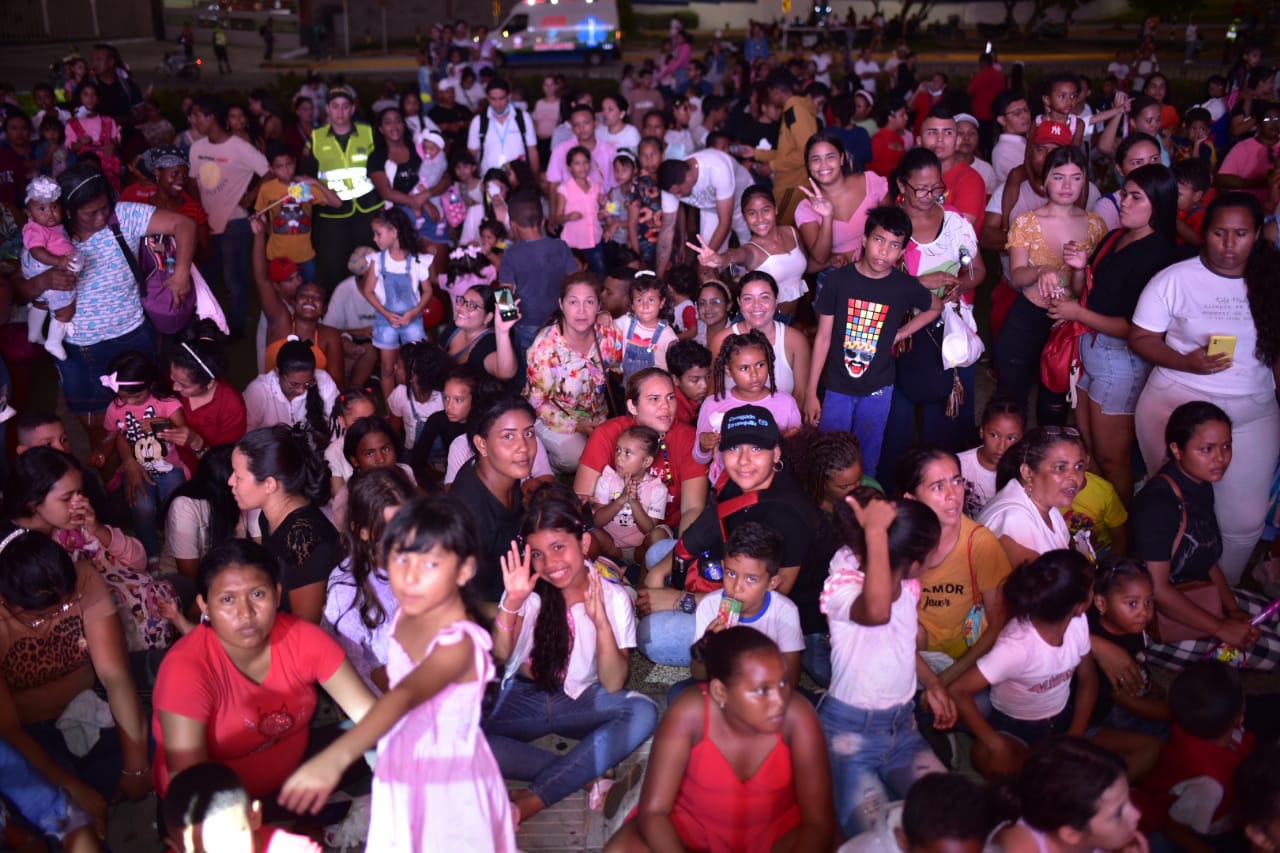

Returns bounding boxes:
[804,206,942,476]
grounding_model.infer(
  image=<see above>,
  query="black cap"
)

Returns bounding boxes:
[720,405,780,451]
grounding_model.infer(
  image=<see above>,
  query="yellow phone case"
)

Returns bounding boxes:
[1207,335,1238,359]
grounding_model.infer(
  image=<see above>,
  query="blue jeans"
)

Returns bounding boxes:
[637,610,695,666]
[206,218,253,334]
[124,466,187,559]
[482,679,658,808]
[0,738,93,841]
[876,363,976,493]
[818,385,894,478]
[512,323,541,392]
[818,695,946,837]
[802,633,832,688]
[58,323,156,414]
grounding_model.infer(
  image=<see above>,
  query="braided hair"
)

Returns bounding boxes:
[711,328,776,401]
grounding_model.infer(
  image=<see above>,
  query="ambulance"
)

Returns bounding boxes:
[491,0,621,65]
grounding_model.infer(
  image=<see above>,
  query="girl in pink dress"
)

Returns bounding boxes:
[279,495,517,852]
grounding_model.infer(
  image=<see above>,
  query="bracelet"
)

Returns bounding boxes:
[121,766,150,777]
[498,599,522,616]
[495,616,516,631]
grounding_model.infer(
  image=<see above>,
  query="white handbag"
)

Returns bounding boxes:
[940,301,984,369]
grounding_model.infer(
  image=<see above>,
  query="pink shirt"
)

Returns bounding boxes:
[105,395,188,480]
[558,178,603,249]
[1219,137,1276,202]
[22,221,73,256]
[794,171,889,260]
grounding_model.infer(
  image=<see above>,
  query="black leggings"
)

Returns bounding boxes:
[992,295,1070,426]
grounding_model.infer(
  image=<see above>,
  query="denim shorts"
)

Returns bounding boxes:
[1078,332,1151,416]
[372,317,427,350]
[58,322,155,414]
[987,701,1074,748]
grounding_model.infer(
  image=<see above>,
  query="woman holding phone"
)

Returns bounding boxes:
[441,284,520,382]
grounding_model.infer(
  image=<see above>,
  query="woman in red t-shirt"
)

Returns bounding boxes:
[152,539,374,804]
[604,629,834,852]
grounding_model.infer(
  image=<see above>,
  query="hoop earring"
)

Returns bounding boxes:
[773,460,784,472]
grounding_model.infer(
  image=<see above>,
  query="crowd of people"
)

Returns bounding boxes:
[4,21,1280,853]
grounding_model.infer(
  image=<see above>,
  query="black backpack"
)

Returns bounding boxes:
[477,107,529,158]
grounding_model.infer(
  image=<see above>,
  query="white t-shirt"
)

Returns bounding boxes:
[978,479,1070,556]
[991,134,1026,186]
[501,568,637,699]
[978,613,1090,720]
[970,157,997,196]
[1132,255,1276,397]
[386,385,443,451]
[694,589,804,652]
[957,447,998,518]
[812,53,833,88]
[821,547,922,710]
[159,496,248,574]
[1091,192,1123,232]
[323,276,378,331]
[324,437,353,484]
[660,148,752,216]
[243,369,339,431]
[443,432,554,484]
[854,58,881,93]
[466,107,538,173]
[188,135,269,234]
[597,123,641,153]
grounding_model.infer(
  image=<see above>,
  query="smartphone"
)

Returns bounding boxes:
[719,596,743,629]
[1207,335,1238,359]
[495,286,518,322]
[150,418,172,432]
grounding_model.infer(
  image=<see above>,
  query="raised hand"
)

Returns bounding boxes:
[500,540,540,610]
[796,179,834,219]
[848,493,896,533]
[685,234,722,268]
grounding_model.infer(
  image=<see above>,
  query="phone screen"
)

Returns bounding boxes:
[495,287,518,321]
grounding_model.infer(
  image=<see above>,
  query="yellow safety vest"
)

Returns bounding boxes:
[312,122,379,216]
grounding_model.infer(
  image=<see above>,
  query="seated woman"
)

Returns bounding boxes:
[251,218,344,387]
[443,283,519,382]
[0,526,150,834]
[486,485,659,824]
[526,272,624,474]
[152,539,374,810]
[897,446,1013,684]
[7,448,181,659]
[637,406,835,671]
[231,425,338,624]
[163,325,247,474]
[159,445,243,582]
[243,340,340,437]
[978,427,1088,569]
[1128,401,1280,671]
[604,629,835,853]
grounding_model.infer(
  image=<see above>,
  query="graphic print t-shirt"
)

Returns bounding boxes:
[814,264,932,396]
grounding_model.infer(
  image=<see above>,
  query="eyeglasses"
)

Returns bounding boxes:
[454,295,484,312]
[697,298,725,307]
[280,376,317,394]
[904,181,947,199]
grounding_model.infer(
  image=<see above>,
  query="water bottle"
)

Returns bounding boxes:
[164,252,176,275]
[699,549,724,583]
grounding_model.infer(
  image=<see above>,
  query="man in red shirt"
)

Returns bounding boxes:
[966,52,1007,152]
[920,107,988,226]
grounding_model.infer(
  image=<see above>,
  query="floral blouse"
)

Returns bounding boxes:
[626,174,664,268]
[526,315,623,434]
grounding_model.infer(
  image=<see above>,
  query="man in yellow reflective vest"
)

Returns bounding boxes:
[312,85,380,289]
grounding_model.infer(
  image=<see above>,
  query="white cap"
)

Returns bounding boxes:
[954,112,979,128]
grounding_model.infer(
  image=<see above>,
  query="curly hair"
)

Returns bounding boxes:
[783,426,862,508]
[339,466,418,631]
[371,206,420,262]
[711,328,776,401]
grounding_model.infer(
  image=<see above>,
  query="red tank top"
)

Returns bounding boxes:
[668,685,801,853]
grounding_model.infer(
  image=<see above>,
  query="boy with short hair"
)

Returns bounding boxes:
[13,410,72,455]
[666,338,711,427]
[498,189,580,361]
[1136,660,1254,846]
[252,141,340,286]
[805,207,942,477]
[689,521,804,686]
[1174,107,1217,168]
[1172,157,1211,247]
[163,761,320,853]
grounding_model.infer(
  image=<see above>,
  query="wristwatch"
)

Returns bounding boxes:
[677,593,697,614]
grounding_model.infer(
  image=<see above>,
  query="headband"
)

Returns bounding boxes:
[180,341,214,381]
[0,528,26,556]
[66,172,102,201]
[449,244,482,261]
[99,373,147,394]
